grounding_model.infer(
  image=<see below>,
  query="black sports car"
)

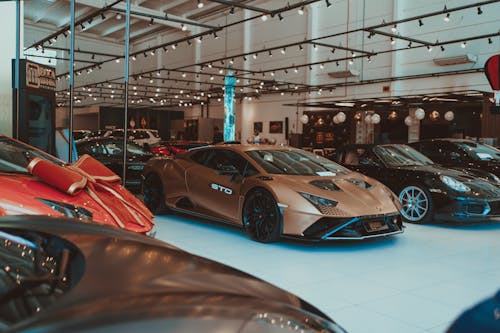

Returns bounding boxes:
[337,144,500,223]
[410,139,500,178]
[76,137,154,192]
[0,216,345,333]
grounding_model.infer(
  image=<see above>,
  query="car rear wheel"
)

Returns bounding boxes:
[143,173,169,214]
[243,189,281,243]
[398,185,433,223]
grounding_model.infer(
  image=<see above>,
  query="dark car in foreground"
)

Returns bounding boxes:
[337,144,500,224]
[143,144,403,243]
[411,139,500,178]
[76,137,154,192]
[447,289,500,332]
[0,216,345,333]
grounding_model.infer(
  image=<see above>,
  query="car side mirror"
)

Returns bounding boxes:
[217,164,239,175]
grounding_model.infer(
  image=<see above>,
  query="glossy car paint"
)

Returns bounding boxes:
[337,144,500,223]
[1,216,345,333]
[76,137,154,192]
[410,139,500,177]
[0,135,153,233]
[144,145,403,240]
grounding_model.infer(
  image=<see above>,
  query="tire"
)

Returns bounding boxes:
[143,173,169,215]
[398,185,433,224]
[242,188,282,243]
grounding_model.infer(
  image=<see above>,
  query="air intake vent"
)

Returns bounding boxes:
[433,54,477,66]
[328,69,360,78]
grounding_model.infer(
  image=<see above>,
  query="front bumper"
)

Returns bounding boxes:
[298,214,403,240]
[434,197,500,223]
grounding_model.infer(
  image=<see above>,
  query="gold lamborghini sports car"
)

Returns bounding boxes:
[143,145,403,242]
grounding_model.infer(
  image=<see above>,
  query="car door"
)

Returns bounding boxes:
[342,146,388,182]
[185,149,246,222]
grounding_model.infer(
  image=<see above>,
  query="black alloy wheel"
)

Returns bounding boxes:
[243,188,282,243]
[143,173,169,214]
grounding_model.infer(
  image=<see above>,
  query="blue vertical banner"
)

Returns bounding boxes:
[223,70,236,142]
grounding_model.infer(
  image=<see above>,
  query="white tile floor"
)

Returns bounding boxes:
[153,214,500,333]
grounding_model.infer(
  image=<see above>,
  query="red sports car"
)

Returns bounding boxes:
[0,134,154,233]
[149,141,209,156]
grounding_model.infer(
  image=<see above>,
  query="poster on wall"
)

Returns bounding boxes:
[253,122,263,134]
[269,121,283,133]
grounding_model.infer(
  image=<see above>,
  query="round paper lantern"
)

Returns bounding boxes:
[430,110,440,121]
[364,114,372,124]
[404,115,413,126]
[371,113,381,124]
[300,114,309,124]
[444,111,454,121]
[415,108,425,120]
[336,112,346,123]
[333,115,340,124]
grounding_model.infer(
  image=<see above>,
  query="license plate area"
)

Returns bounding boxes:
[364,220,389,232]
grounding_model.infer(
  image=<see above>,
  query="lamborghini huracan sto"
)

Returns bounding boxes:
[143,145,403,242]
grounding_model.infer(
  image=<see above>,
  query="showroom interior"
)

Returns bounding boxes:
[1,0,500,332]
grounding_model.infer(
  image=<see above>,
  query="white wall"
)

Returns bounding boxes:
[0,2,22,136]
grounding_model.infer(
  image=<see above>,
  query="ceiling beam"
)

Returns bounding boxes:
[101,18,139,37]
[32,0,67,23]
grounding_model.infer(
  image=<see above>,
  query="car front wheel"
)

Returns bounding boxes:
[143,173,169,214]
[243,188,281,243]
[398,185,433,223]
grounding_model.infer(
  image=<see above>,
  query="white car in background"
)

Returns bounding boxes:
[105,129,161,147]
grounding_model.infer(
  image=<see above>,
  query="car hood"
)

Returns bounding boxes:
[271,172,399,216]
[395,164,500,197]
[2,217,337,332]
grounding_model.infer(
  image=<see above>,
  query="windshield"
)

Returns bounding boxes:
[0,136,63,173]
[247,149,348,176]
[456,142,500,162]
[0,228,83,327]
[374,145,434,167]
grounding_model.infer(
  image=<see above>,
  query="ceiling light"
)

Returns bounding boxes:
[281,47,286,54]
[427,45,433,52]
[299,44,303,51]
[440,45,445,51]
[101,13,106,20]
[488,38,493,44]
[253,53,258,59]
[213,32,219,39]
[115,59,120,63]
[172,43,177,49]
[298,6,304,15]
[278,13,283,21]
[391,24,397,33]
[313,44,317,51]
[407,41,412,48]
[418,19,424,26]
[149,17,154,25]
[461,41,467,48]
[320,63,324,69]
[268,50,273,57]
[150,50,155,56]
[116,14,122,20]
[348,59,354,65]
[197,36,202,43]
[390,37,395,45]
[197,1,204,9]
[229,6,235,14]
[181,24,187,31]
[261,14,268,21]
[325,0,332,7]
[477,6,483,15]
[294,67,299,73]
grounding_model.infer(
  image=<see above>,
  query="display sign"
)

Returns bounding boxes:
[25,61,56,90]
[485,54,500,91]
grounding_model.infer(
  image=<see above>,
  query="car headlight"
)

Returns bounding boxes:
[439,175,471,193]
[37,198,93,222]
[299,192,337,208]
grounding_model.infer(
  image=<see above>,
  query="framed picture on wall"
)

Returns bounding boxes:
[253,121,263,134]
[269,121,283,133]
